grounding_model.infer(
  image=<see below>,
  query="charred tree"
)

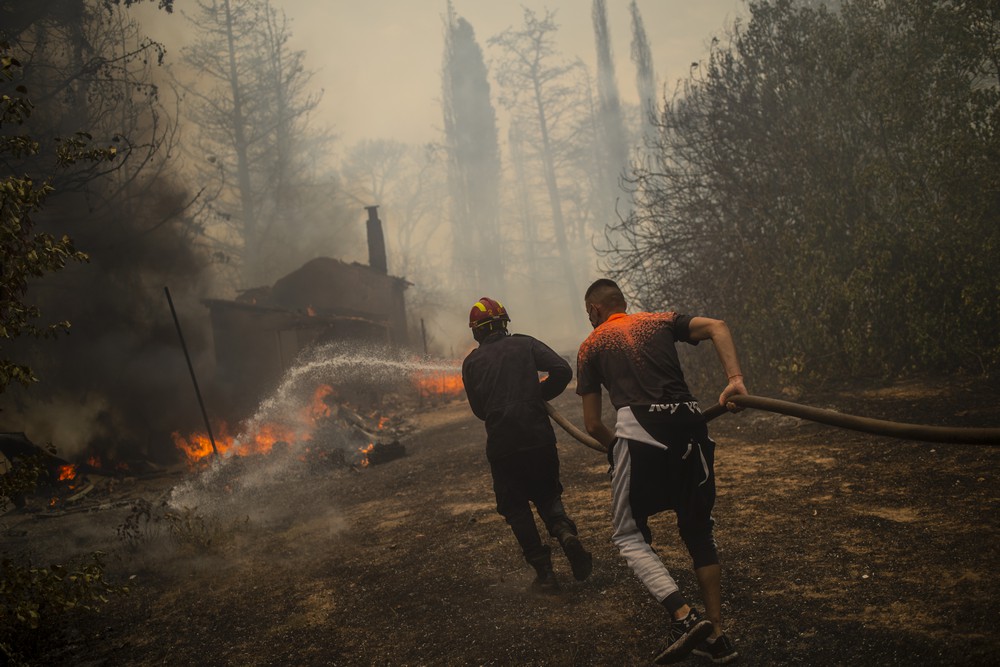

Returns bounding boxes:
[490,8,587,329]
[180,0,323,288]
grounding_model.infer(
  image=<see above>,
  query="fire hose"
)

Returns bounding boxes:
[545,394,1000,453]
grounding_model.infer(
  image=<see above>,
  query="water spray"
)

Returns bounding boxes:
[168,342,463,515]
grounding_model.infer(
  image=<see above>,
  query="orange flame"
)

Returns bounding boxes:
[172,427,231,465]
[240,421,297,456]
[413,370,464,399]
[57,464,77,481]
[87,455,101,468]
[358,442,375,467]
[306,305,316,317]
[308,384,334,419]
[173,384,338,466]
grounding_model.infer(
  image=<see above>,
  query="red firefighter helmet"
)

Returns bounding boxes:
[468,297,510,329]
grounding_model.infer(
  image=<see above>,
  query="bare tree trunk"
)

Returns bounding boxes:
[531,77,584,327]
[222,0,258,285]
[508,122,540,319]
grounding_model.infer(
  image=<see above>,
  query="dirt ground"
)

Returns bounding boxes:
[3,377,998,666]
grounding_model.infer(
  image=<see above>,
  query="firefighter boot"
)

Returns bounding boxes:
[554,524,593,582]
[526,548,559,594]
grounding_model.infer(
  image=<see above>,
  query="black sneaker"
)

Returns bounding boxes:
[654,608,714,664]
[692,634,738,664]
[561,534,593,581]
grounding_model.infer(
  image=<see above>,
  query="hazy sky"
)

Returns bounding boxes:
[139,0,747,147]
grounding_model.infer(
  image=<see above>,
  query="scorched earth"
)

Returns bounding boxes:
[4,377,998,666]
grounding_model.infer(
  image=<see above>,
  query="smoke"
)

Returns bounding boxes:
[0,2,748,467]
[130,2,745,360]
[8,394,117,455]
[0,182,216,465]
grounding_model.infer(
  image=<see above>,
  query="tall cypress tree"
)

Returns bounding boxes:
[592,0,630,229]
[441,2,503,293]
[629,0,657,142]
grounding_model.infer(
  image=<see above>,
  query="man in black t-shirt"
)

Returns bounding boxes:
[462,297,593,593]
[577,279,746,665]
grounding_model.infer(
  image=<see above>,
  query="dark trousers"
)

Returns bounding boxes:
[489,445,576,568]
[622,426,719,569]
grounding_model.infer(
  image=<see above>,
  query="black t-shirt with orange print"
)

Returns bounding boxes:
[576,311,700,410]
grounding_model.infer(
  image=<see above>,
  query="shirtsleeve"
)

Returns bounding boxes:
[576,343,602,396]
[672,313,699,345]
[461,357,486,420]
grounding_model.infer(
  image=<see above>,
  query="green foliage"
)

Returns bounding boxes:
[0,553,128,665]
[103,0,174,12]
[0,42,96,392]
[611,0,1000,386]
[0,38,139,665]
[1,447,132,665]
[0,452,50,514]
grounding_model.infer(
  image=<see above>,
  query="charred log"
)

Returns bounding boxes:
[363,440,406,466]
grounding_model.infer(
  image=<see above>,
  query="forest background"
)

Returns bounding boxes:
[1,0,997,472]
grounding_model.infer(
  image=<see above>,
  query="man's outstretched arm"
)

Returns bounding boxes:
[687,316,748,409]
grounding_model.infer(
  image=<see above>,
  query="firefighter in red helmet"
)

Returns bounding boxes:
[468,297,510,343]
[461,297,593,592]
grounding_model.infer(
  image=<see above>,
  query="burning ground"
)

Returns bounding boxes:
[2,376,998,665]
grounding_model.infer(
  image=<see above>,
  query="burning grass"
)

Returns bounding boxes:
[171,384,340,466]
[170,348,465,475]
[413,369,465,401]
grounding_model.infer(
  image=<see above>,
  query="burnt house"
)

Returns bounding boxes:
[205,206,410,412]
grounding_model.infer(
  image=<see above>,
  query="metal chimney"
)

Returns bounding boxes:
[365,205,387,274]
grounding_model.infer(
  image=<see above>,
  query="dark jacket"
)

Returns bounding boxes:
[462,332,572,462]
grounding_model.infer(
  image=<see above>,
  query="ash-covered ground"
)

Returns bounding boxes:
[3,377,998,666]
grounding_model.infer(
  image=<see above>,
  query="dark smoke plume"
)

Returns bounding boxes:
[1,181,215,466]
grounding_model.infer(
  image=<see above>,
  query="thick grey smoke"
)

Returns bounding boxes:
[1,186,215,465]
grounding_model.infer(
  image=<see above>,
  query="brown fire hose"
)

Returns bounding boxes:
[546,394,1000,453]
[545,402,607,453]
